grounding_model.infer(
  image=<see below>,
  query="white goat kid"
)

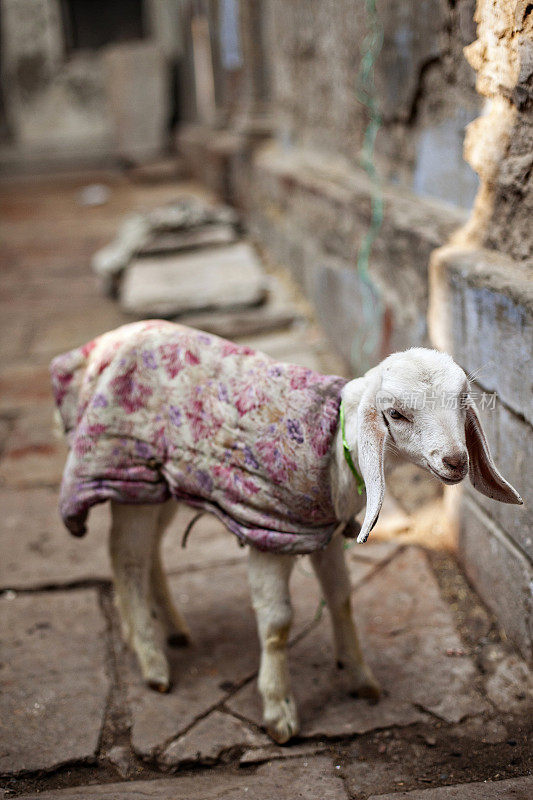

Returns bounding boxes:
[108,347,521,744]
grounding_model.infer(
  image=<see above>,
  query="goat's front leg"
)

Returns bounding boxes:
[248,548,299,744]
[310,534,380,700]
[110,501,170,692]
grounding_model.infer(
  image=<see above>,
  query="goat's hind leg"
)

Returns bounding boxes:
[151,500,192,647]
[310,535,380,700]
[110,502,170,692]
[248,548,299,744]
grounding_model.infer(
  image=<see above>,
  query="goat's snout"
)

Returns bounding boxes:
[441,450,468,474]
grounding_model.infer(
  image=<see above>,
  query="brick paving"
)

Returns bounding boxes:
[0,173,531,798]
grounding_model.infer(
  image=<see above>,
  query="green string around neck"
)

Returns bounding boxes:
[339,401,365,496]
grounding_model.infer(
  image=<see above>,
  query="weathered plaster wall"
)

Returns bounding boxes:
[0,0,112,162]
[428,1,533,660]
[263,0,481,206]
[0,0,180,170]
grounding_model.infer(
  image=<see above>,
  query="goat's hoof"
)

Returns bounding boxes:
[167,632,191,648]
[347,667,381,702]
[264,696,299,744]
[148,677,171,693]
[139,649,170,693]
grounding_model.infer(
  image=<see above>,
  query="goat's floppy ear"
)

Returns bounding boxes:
[465,401,523,505]
[356,387,388,543]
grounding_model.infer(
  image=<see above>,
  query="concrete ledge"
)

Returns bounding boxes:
[463,384,532,560]
[460,495,533,663]
[444,247,533,425]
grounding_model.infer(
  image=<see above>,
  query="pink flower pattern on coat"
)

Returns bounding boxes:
[51,321,347,553]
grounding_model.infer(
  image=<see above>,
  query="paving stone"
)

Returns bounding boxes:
[0,488,110,589]
[228,547,487,736]
[343,758,412,799]
[0,589,110,774]
[160,710,268,767]
[28,305,128,360]
[367,775,533,799]
[120,243,267,317]
[448,715,509,745]
[0,489,245,589]
[139,223,237,256]
[14,756,348,799]
[346,539,402,565]
[0,364,53,412]
[351,548,488,726]
[104,744,138,779]
[126,554,375,758]
[484,654,533,714]
[125,561,260,759]
[239,740,327,765]
[0,416,11,453]
[0,402,68,488]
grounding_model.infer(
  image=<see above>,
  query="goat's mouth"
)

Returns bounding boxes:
[426,464,466,485]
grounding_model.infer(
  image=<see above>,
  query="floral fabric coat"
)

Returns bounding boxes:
[51,320,347,554]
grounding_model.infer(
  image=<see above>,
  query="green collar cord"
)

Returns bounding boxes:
[339,401,365,496]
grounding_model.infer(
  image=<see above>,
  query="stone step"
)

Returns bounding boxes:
[138,222,237,256]
[119,242,268,317]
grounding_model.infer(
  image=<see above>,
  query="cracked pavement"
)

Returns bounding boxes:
[0,173,531,799]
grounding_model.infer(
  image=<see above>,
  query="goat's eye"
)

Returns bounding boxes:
[388,408,407,421]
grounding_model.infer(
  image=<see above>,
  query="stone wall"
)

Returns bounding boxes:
[429,1,532,661]
[263,0,481,206]
[178,0,481,376]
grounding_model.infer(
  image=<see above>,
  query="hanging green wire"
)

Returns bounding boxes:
[351,0,385,375]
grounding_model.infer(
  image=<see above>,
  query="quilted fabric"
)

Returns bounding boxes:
[51,320,347,554]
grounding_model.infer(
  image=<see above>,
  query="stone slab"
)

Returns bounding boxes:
[0,364,53,412]
[228,547,487,736]
[239,740,327,765]
[239,329,323,371]
[0,402,68,488]
[125,561,260,759]
[484,654,533,715]
[120,243,267,317]
[0,589,110,774]
[138,223,237,256]
[367,775,532,799]
[15,756,348,799]
[179,273,303,339]
[343,758,412,800]
[126,554,377,758]
[459,496,533,663]
[28,304,128,359]
[179,305,300,340]
[160,710,269,767]
[0,489,245,590]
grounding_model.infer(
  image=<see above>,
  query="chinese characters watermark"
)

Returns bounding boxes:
[375,390,497,412]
